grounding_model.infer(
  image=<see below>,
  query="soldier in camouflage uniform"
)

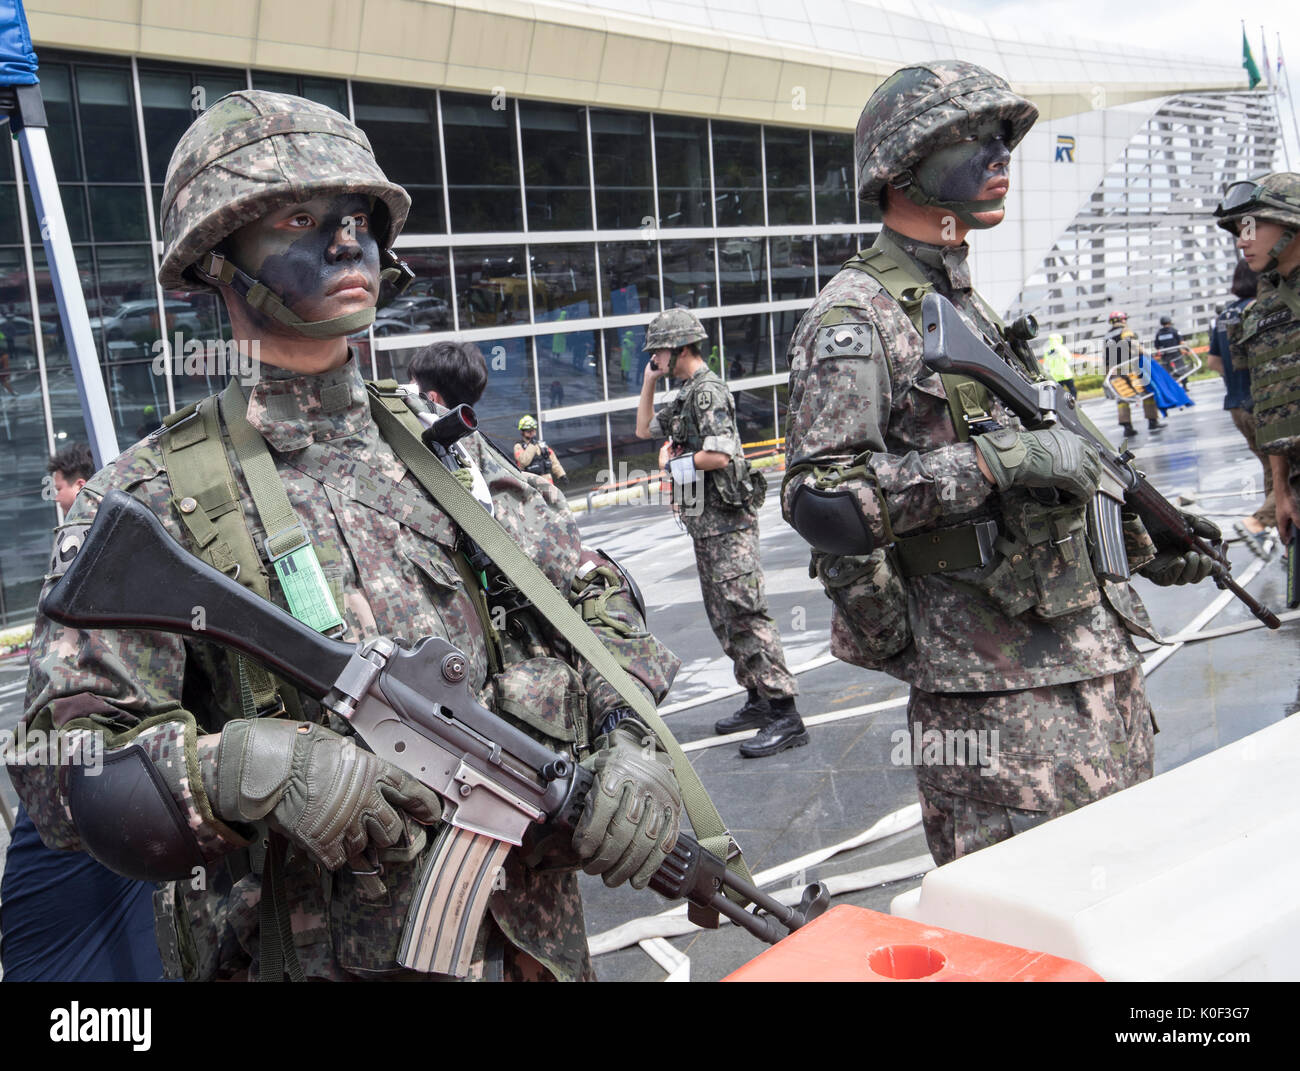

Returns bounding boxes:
[782,62,1217,865]
[635,310,807,757]
[1215,174,1300,545]
[7,91,684,981]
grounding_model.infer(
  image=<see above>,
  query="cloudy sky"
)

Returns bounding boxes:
[938,0,1300,167]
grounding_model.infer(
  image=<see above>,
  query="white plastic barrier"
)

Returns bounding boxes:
[891,714,1300,981]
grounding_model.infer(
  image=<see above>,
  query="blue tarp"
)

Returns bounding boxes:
[0,0,38,86]
[1143,355,1195,415]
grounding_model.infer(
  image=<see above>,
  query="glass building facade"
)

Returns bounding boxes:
[0,48,872,624]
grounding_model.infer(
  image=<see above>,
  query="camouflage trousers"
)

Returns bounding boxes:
[1228,406,1277,528]
[1116,395,1159,426]
[907,665,1154,867]
[692,525,797,699]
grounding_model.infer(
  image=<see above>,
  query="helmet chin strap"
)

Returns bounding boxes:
[1263,229,1297,274]
[195,252,378,339]
[893,172,1006,230]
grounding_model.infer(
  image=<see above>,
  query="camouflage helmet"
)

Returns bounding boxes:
[158,91,410,293]
[855,60,1037,208]
[518,414,538,431]
[1215,173,1300,235]
[643,308,708,352]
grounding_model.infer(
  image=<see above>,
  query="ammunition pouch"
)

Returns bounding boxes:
[813,548,911,666]
[491,656,588,753]
[953,492,1100,620]
[712,453,760,511]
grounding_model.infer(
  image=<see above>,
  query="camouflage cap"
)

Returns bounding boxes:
[855,60,1038,205]
[158,91,411,291]
[1215,173,1300,234]
[643,308,708,351]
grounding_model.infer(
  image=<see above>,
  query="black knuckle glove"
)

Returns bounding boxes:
[1140,510,1221,587]
[571,726,682,890]
[975,426,1101,502]
[214,719,441,872]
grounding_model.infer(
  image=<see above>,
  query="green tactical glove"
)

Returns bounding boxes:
[1139,512,1221,586]
[212,719,441,872]
[572,725,682,890]
[974,426,1101,502]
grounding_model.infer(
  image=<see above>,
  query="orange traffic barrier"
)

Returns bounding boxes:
[723,905,1102,982]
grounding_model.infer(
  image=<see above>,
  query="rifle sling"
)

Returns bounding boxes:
[365,384,754,896]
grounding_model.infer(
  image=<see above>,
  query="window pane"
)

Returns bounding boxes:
[600,240,659,317]
[455,246,530,327]
[536,331,601,409]
[769,236,815,301]
[25,183,88,244]
[76,67,141,183]
[165,288,230,411]
[532,243,597,324]
[140,71,196,185]
[722,313,772,379]
[0,255,61,625]
[765,127,810,225]
[140,65,245,186]
[301,78,347,113]
[378,247,452,333]
[774,307,804,371]
[602,325,651,398]
[813,131,855,224]
[711,120,762,227]
[591,109,653,230]
[352,83,445,234]
[520,101,591,231]
[87,186,148,243]
[540,413,607,490]
[661,239,716,309]
[609,409,661,496]
[734,385,777,445]
[0,183,20,244]
[655,115,710,228]
[817,233,861,290]
[717,237,766,305]
[441,92,521,233]
[40,64,82,182]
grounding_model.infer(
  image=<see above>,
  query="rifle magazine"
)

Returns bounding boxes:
[397,825,510,977]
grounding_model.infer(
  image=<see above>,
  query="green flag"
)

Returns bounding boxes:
[1243,29,1262,88]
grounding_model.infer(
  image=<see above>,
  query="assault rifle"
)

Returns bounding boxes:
[920,293,1280,630]
[42,489,829,976]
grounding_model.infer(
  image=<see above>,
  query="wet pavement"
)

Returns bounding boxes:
[2,377,1297,980]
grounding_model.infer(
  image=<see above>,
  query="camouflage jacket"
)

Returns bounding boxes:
[648,366,754,539]
[783,226,1151,692]
[9,356,680,982]
[1232,265,1300,460]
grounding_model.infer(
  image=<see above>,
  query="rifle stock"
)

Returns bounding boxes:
[42,490,830,974]
[920,293,1280,630]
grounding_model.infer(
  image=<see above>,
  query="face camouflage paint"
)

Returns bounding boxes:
[224,194,380,332]
[917,119,1012,203]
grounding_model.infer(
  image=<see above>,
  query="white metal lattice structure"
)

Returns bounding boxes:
[1006,91,1281,363]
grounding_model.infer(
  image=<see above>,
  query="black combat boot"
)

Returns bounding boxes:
[1147,418,1164,432]
[1118,422,1136,438]
[739,697,809,758]
[714,689,773,735]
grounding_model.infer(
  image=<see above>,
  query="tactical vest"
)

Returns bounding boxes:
[1233,273,1300,447]
[518,441,552,477]
[666,369,760,513]
[158,379,504,716]
[827,234,1101,618]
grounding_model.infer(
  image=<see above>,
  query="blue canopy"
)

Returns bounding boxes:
[0,0,38,87]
